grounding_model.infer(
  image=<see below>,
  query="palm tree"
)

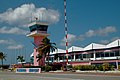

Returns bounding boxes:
[37,37,57,65]
[0,52,7,67]
[36,54,43,62]
[17,55,25,67]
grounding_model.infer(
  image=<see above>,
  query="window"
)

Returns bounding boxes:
[68,56,71,59]
[64,56,66,60]
[51,57,54,62]
[100,53,104,57]
[37,25,48,31]
[29,25,37,32]
[104,52,110,57]
[71,55,74,59]
[59,56,63,60]
[75,54,79,59]
[90,53,94,58]
[85,53,94,58]
[83,54,86,58]
[115,50,119,56]
[29,25,48,32]
[79,54,82,59]
[110,52,115,57]
[96,52,103,58]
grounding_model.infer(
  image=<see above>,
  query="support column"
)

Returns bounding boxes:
[74,54,76,61]
[116,60,119,70]
[58,57,60,62]
[118,48,120,56]
[93,50,96,60]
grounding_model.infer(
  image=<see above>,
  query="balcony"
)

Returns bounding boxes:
[27,30,49,37]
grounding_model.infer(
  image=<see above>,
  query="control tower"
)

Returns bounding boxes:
[27,21,49,66]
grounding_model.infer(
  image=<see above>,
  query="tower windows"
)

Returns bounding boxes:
[29,24,48,32]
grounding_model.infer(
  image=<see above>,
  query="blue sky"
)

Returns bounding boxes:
[0,0,120,64]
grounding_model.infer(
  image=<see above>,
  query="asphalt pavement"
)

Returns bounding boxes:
[0,71,120,80]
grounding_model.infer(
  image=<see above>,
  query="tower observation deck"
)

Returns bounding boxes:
[27,21,49,37]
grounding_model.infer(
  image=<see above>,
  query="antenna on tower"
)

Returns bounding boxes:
[30,13,33,22]
[41,11,44,22]
[64,0,69,65]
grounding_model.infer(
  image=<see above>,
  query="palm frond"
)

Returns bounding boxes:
[36,54,43,62]
[37,37,57,64]
[0,52,7,61]
[17,55,25,62]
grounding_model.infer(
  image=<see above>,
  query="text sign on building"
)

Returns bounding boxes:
[16,68,41,73]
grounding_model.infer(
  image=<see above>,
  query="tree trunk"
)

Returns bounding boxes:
[1,59,3,69]
[48,53,50,65]
[39,54,45,66]
[21,63,23,68]
[2,59,3,66]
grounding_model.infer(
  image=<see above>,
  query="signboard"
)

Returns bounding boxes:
[16,68,41,73]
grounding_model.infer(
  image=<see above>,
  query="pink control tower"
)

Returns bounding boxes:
[27,21,49,66]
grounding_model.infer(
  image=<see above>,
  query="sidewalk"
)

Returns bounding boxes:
[45,70,120,76]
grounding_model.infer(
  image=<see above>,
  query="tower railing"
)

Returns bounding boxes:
[27,30,48,36]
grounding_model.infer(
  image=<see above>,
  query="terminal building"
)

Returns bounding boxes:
[31,39,120,67]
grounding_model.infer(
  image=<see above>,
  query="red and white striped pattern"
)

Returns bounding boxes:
[64,0,69,65]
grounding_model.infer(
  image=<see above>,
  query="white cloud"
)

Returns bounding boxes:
[99,37,120,44]
[78,35,85,41]
[79,26,117,39]
[62,34,76,42]
[97,26,116,36]
[7,44,24,49]
[0,3,60,27]
[99,40,110,44]
[0,39,16,45]
[0,39,13,44]
[0,39,24,49]
[85,30,95,37]
[60,34,77,46]
[60,26,117,47]
[0,27,28,35]
[111,37,120,41]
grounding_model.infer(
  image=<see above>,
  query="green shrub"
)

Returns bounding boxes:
[97,65,103,71]
[45,65,52,72]
[72,63,116,71]
[109,65,115,71]
[73,65,79,70]
[102,63,110,71]
[67,65,72,68]
[118,65,120,70]
[73,65,97,71]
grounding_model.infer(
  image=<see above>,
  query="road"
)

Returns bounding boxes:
[0,71,120,80]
